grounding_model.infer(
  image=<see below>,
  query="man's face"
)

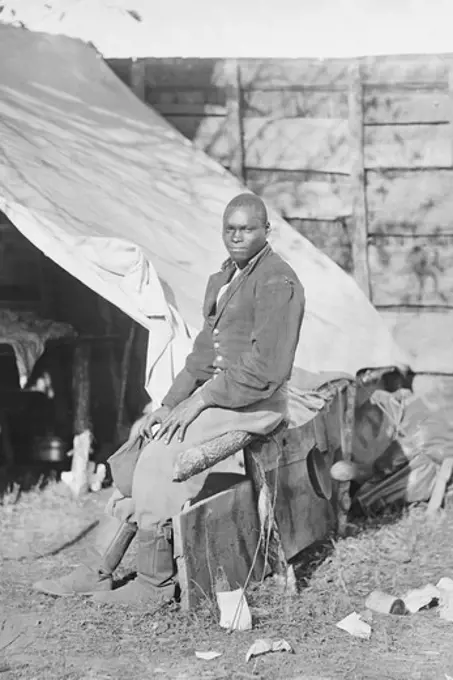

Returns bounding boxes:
[222,207,268,268]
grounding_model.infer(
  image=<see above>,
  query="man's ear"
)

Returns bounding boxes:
[265,221,271,235]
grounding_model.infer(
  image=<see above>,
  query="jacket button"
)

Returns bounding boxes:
[213,328,219,336]
[216,355,223,362]
[213,342,219,349]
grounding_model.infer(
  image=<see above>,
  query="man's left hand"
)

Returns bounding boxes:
[154,391,208,444]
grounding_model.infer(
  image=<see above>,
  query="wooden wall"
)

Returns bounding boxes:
[109,55,453,374]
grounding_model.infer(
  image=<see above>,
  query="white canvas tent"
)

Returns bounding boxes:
[0,24,408,407]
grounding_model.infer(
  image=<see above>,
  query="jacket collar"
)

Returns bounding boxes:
[220,242,271,273]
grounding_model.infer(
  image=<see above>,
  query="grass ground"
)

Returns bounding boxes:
[2,480,453,680]
[1,377,452,680]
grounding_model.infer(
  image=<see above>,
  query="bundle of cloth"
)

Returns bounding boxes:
[340,387,453,514]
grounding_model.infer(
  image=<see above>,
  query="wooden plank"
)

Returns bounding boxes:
[361,54,449,85]
[142,58,231,87]
[247,413,339,560]
[173,478,265,610]
[165,115,350,172]
[242,89,348,118]
[289,218,352,272]
[264,454,336,560]
[226,61,245,181]
[369,234,453,306]
[365,123,451,168]
[236,59,351,89]
[364,88,450,124]
[146,88,227,109]
[243,118,350,172]
[246,170,352,221]
[149,103,226,116]
[348,60,371,297]
[366,170,453,235]
[130,59,146,101]
[380,308,453,373]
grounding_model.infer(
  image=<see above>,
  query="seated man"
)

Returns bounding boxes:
[33,193,305,607]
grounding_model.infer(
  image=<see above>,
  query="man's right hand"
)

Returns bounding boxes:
[138,405,172,439]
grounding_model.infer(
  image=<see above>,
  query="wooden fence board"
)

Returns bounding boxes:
[242,89,348,118]
[364,123,451,168]
[167,116,350,172]
[367,170,453,234]
[289,218,352,272]
[143,58,231,87]
[235,59,350,89]
[369,235,453,306]
[243,118,350,172]
[381,308,453,373]
[361,54,449,85]
[246,170,351,220]
[364,89,450,124]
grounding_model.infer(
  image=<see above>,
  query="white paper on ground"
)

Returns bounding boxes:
[245,638,293,662]
[403,584,440,614]
[195,651,223,661]
[436,577,453,592]
[216,588,253,631]
[336,612,372,639]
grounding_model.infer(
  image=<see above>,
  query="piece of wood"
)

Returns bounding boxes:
[166,115,350,172]
[364,88,450,125]
[243,117,350,172]
[173,430,254,482]
[426,458,453,516]
[173,479,266,610]
[246,169,352,221]
[368,234,453,307]
[138,58,230,88]
[226,60,246,182]
[379,308,453,374]
[70,342,92,497]
[366,169,453,235]
[361,53,448,86]
[289,218,352,273]
[129,59,146,101]
[335,382,357,534]
[244,438,287,578]
[242,89,348,119]
[364,123,451,169]
[232,59,350,89]
[245,418,337,563]
[348,60,371,298]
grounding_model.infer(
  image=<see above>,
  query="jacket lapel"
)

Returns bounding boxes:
[213,244,271,324]
[203,266,235,322]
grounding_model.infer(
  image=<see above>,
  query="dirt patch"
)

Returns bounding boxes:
[1,478,453,680]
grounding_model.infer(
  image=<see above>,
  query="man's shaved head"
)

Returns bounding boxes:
[222,193,270,268]
[223,193,269,227]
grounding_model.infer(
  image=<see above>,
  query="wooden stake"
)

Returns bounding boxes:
[69,342,92,497]
[426,457,453,517]
[348,60,371,298]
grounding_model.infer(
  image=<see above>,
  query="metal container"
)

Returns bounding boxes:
[32,435,68,463]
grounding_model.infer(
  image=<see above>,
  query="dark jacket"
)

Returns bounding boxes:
[161,244,305,410]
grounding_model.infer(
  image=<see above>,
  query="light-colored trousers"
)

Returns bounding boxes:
[104,390,287,530]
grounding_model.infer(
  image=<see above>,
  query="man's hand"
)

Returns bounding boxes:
[154,391,207,444]
[139,405,172,439]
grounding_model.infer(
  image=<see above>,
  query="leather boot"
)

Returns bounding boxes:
[33,515,137,597]
[92,521,176,607]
